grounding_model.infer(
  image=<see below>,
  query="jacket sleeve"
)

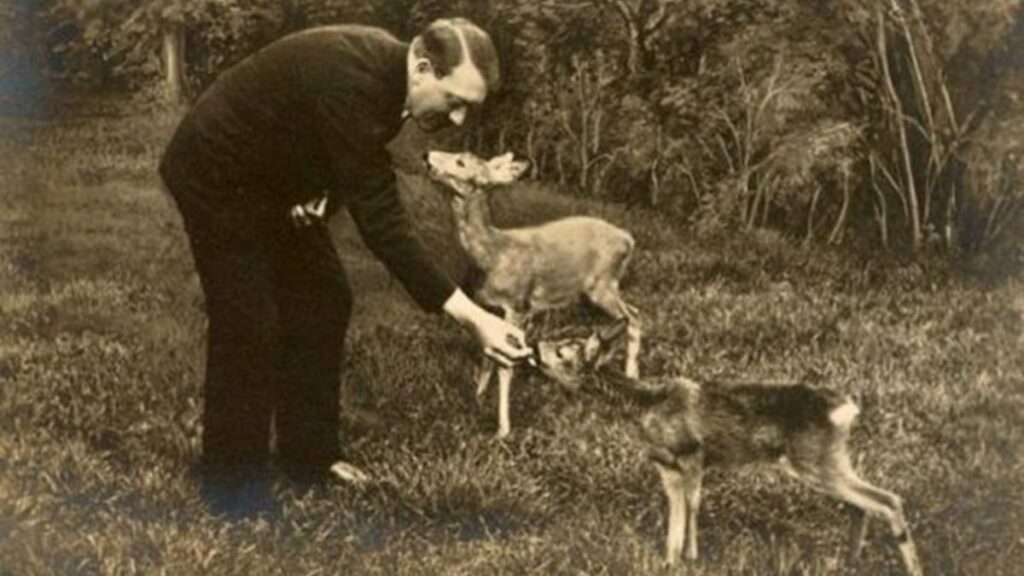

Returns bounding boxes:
[315,94,456,313]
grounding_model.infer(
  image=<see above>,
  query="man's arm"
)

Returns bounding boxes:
[314,93,455,311]
[314,94,531,365]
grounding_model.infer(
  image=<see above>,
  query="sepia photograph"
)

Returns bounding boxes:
[1,1,1021,574]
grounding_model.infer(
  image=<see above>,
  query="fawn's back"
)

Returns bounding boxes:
[642,378,857,467]
[482,216,634,311]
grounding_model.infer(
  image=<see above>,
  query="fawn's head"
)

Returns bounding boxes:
[534,320,627,389]
[425,151,529,196]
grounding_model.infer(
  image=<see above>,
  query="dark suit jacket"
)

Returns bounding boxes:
[160,25,454,312]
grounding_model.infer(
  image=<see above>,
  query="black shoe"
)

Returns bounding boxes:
[198,466,277,521]
[279,459,371,494]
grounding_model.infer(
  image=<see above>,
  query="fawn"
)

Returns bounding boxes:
[425,150,642,438]
[533,323,924,576]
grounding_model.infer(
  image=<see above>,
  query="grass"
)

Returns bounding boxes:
[1,105,1023,575]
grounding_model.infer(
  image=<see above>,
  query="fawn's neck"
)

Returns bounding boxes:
[452,191,505,271]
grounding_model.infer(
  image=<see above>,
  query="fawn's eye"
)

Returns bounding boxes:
[456,159,465,168]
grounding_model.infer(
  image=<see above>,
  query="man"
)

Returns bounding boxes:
[159,18,531,515]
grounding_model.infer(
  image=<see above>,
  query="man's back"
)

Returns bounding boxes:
[165,25,409,200]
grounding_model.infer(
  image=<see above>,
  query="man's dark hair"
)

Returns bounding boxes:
[413,18,501,94]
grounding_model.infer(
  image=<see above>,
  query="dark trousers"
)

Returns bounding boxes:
[162,166,350,479]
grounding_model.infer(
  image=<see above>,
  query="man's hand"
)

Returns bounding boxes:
[289,195,328,227]
[443,289,533,367]
[470,310,532,367]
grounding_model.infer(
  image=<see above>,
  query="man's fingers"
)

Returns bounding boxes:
[308,196,328,217]
[291,197,330,228]
[290,205,308,227]
[505,332,526,350]
[486,337,534,367]
[484,347,514,368]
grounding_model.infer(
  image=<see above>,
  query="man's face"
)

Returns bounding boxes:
[406,55,487,132]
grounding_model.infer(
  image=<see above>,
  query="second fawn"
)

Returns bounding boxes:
[534,323,924,576]
[425,150,642,438]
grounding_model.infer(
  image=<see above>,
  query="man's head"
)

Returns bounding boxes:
[406,18,500,132]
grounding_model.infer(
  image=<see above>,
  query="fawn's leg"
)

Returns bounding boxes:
[474,298,503,402]
[588,283,642,379]
[655,462,689,565]
[475,354,494,402]
[621,301,642,380]
[788,454,923,576]
[495,363,514,438]
[848,507,870,560]
[843,474,923,576]
[494,309,524,439]
[682,462,704,561]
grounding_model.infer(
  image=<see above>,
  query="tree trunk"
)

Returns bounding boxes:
[162,22,186,103]
[877,7,922,251]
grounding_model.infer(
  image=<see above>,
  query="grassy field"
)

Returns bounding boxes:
[1,107,1022,576]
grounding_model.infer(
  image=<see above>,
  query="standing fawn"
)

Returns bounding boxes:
[425,150,642,438]
[534,323,924,576]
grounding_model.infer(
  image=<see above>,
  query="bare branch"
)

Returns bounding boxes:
[642,0,671,36]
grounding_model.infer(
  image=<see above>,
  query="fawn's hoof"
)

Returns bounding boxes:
[625,363,640,380]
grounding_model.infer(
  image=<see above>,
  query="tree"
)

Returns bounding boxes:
[48,0,282,102]
[834,0,1024,255]
[597,0,678,80]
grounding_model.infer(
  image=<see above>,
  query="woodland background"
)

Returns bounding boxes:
[3,0,1024,268]
[1,2,1022,575]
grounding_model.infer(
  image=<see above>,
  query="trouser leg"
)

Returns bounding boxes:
[269,221,352,477]
[160,165,279,478]
[193,239,278,473]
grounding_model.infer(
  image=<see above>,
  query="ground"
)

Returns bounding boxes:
[0,107,1022,575]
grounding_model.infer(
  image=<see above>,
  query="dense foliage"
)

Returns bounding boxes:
[4,0,1023,268]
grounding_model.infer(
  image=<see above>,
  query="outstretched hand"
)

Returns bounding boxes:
[469,311,533,367]
[442,289,534,367]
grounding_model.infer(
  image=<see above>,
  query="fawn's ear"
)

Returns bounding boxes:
[583,332,604,365]
[583,319,627,368]
[507,159,530,181]
[490,152,514,164]
[486,153,528,186]
[597,318,628,342]
[582,320,624,367]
